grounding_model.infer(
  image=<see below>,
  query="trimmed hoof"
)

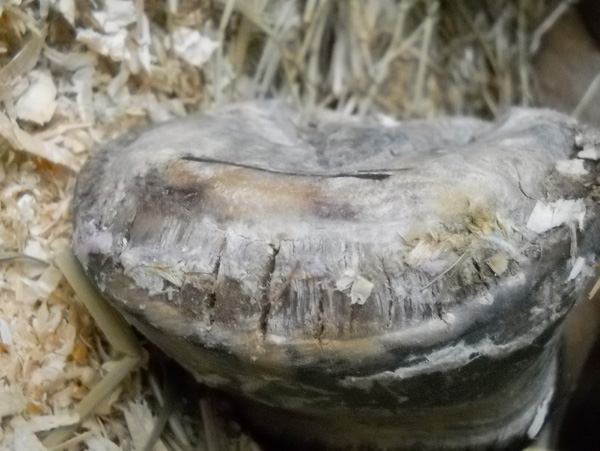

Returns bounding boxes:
[73,102,600,450]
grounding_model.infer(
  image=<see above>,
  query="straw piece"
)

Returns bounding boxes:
[43,356,140,449]
[54,248,142,359]
[572,73,600,120]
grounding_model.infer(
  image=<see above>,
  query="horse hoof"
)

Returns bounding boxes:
[72,102,600,450]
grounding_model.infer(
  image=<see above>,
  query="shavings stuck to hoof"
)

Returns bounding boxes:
[576,128,600,160]
[350,276,375,305]
[487,253,510,276]
[568,257,587,281]
[526,199,586,234]
[556,159,589,176]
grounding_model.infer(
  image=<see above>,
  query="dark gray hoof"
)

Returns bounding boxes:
[72,102,600,450]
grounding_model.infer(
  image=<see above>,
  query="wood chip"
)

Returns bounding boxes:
[14,70,57,124]
[526,199,586,234]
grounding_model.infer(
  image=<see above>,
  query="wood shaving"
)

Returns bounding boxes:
[577,147,600,160]
[85,434,123,451]
[487,253,509,276]
[172,27,219,67]
[13,71,57,125]
[526,199,586,234]
[121,400,168,451]
[556,159,588,176]
[350,276,375,305]
[568,256,587,281]
[576,128,600,160]
[0,386,26,418]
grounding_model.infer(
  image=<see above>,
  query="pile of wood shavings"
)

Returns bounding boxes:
[0,1,235,449]
[0,0,572,450]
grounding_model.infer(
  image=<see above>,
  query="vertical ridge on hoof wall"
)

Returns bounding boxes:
[73,102,600,450]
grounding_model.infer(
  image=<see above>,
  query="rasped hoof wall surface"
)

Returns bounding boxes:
[72,102,600,450]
